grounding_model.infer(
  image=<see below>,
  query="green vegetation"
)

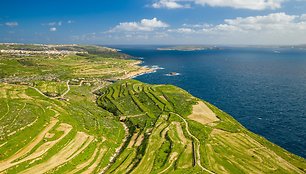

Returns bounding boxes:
[0,44,305,174]
[97,80,306,174]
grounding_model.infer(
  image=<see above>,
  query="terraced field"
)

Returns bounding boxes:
[97,80,306,174]
[0,45,146,173]
[0,81,126,174]
[0,44,306,173]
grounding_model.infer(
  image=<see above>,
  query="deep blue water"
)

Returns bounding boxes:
[114,46,306,158]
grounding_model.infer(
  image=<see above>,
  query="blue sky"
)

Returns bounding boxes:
[1,0,306,45]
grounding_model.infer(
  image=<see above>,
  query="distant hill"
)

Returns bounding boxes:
[0,43,131,58]
[157,45,221,51]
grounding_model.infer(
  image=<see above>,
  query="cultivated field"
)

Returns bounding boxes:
[0,44,305,173]
[97,80,306,173]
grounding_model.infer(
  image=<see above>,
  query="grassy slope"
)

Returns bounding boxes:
[0,44,305,174]
[97,79,306,174]
[0,45,141,173]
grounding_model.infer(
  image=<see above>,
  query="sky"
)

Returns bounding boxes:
[1,0,306,45]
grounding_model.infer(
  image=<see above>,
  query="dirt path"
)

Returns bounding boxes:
[170,112,214,174]
[21,132,94,174]
[29,80,70,99]
[77,80,84,87]
[29,86,51,99]
[60,80,70,98]
[0,117,59,172]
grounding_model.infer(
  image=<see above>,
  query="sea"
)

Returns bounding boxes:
[112,45,306,159]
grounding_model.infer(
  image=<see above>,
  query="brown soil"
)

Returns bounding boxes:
[127,131,139,148]
[134,133,144,147]
[173,122,187,144]
[0,117,59,172]
[188,101,219,125]
[20,132,94,174]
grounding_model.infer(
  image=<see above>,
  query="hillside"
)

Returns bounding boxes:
[97,80,306,174]
[0,44,305,174]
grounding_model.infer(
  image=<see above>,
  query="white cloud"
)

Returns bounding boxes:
[5,22,18,27]
[152,0,190,9]
[152,0,284,10]
[43,20,72,31]
[49,27,57,32]
[168,13,306,45]
[78,13,306,45]
[214,13,300,31]
[194,0,283,10]
[109,18,169,32]
[168,28,196,33]
[301,14,306,21]
[175,13,303,33]
[182,23,212,28]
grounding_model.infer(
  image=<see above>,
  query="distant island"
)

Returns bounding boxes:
[157,45,221,51]
[280,44,306,50]
[166,72,180,76]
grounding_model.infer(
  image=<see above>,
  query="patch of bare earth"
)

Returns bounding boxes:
[44,132,55,139]
[188,101,219,125]
[14,123,73,165]
[127,130,139,148]
[172,122,187,144]
[159,95,167,101]
[20,132,94,174]
[134,133,144,147]
[0,117,58,172]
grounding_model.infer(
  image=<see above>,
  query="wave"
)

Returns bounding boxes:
[151,65,165,70]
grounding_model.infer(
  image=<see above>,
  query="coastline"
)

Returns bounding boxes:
[116,48,306,160]
[117,60,156,80]
[1,44,306,173]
